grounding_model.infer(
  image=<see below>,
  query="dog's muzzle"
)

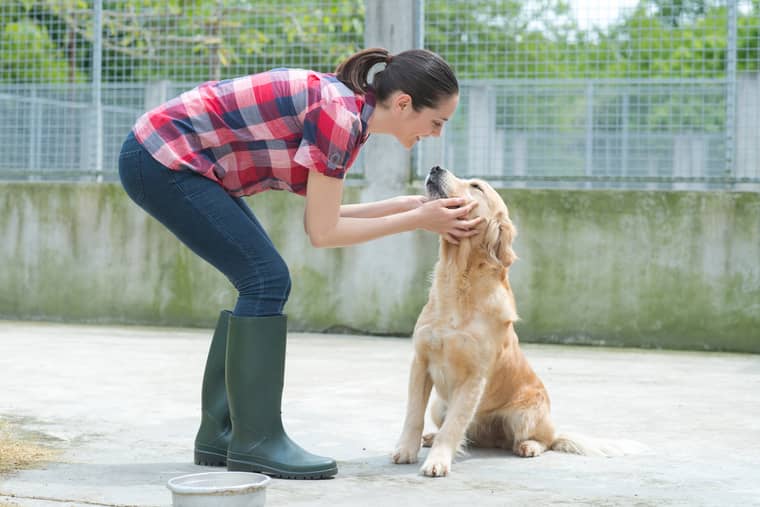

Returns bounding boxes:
[425,165,448,200]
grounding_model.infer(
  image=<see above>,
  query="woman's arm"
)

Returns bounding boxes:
[304,171,481,248]
[339,195,425,218]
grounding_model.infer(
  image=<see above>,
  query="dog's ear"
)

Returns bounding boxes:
[484,213,517,267]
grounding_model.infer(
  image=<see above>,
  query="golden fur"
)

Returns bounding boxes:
[392,167,643,477]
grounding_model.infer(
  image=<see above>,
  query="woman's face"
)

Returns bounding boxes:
[389,92,459,149]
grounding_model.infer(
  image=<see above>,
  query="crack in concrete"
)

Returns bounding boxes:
[0,492,161,507]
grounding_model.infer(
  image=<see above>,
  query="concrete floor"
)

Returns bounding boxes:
[0,320,758,507]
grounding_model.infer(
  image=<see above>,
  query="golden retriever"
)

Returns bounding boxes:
[392,166,643,477]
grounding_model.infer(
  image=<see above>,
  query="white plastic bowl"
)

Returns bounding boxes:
[167,471,271,507]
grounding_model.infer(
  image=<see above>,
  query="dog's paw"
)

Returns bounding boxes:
[421,432,436,448]
[420,449,452,477]
[420,458,450,477]
[392,445,420,464]
[514,440,545,458]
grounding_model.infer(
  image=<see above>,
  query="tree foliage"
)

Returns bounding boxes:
[1,0,364,83]
[424,0,758,79]
[0,0,757,83]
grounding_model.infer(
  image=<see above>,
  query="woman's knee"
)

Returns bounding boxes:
[267,257,291,298]
[236,255,291,298]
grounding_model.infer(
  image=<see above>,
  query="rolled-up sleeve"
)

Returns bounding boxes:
[294,100,362,179]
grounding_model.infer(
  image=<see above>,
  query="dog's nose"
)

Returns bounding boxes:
[430,165,442,175]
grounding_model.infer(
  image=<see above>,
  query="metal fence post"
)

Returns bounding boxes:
[92,0,104,181]
[412,0,424,179]
[29,87,40,179]
[585,81,594,183]
[621,90,629,177]
[362,0,415,194]
[726,0,737,182]
[414,0,424,49]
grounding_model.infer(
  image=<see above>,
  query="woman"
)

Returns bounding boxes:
[118,47,481,479]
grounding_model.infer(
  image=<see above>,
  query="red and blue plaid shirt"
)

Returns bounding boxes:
[132,69,375,196]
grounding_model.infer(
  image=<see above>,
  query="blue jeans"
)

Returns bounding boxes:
[118,131,291,317]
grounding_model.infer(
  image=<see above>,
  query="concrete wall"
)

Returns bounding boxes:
[1,182,758,353]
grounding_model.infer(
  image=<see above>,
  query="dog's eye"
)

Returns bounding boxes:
[470,183,482,191]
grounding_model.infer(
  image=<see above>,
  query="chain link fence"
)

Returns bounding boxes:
[421,0,760,189]
[0,0,364,181]
[1,0,758,189]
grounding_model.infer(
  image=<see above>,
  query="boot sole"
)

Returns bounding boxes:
[227,458,337,479]
[194,448,227,467]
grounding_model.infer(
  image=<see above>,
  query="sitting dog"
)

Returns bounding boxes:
[392,166,643,477]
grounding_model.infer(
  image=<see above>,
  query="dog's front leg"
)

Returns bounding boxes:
[392,355,433,464]
[420,376,486,477]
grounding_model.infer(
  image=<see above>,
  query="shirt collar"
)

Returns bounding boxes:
[359,89,375,144]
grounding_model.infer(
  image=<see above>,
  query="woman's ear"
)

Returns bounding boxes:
[394,92,412,113]
[484,213,517,267]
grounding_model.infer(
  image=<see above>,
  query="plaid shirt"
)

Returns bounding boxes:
[132,69,375,196]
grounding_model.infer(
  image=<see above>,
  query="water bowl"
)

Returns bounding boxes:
[167,471,271,507]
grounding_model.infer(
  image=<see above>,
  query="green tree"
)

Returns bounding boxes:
[1,0,364,83]
[1,0,87,82]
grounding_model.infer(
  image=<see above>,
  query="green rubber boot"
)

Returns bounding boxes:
[225,314,338,479]
[194,310,232,466]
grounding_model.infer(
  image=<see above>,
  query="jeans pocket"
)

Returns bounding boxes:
[118,148,146,205]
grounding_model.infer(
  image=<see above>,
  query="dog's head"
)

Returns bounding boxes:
[425,165,517,269]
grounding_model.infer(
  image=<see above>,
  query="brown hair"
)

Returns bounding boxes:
[335,47,458,111]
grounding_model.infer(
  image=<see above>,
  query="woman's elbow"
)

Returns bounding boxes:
[305,217,340,248]
[307,230,331,248]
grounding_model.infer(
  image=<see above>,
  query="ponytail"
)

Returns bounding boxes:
[335,47,391,95]
[336,47,458,111]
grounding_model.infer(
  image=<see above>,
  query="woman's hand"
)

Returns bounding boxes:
[414,197,484,244]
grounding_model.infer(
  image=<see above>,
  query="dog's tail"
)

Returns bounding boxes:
[550,432,648,457]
